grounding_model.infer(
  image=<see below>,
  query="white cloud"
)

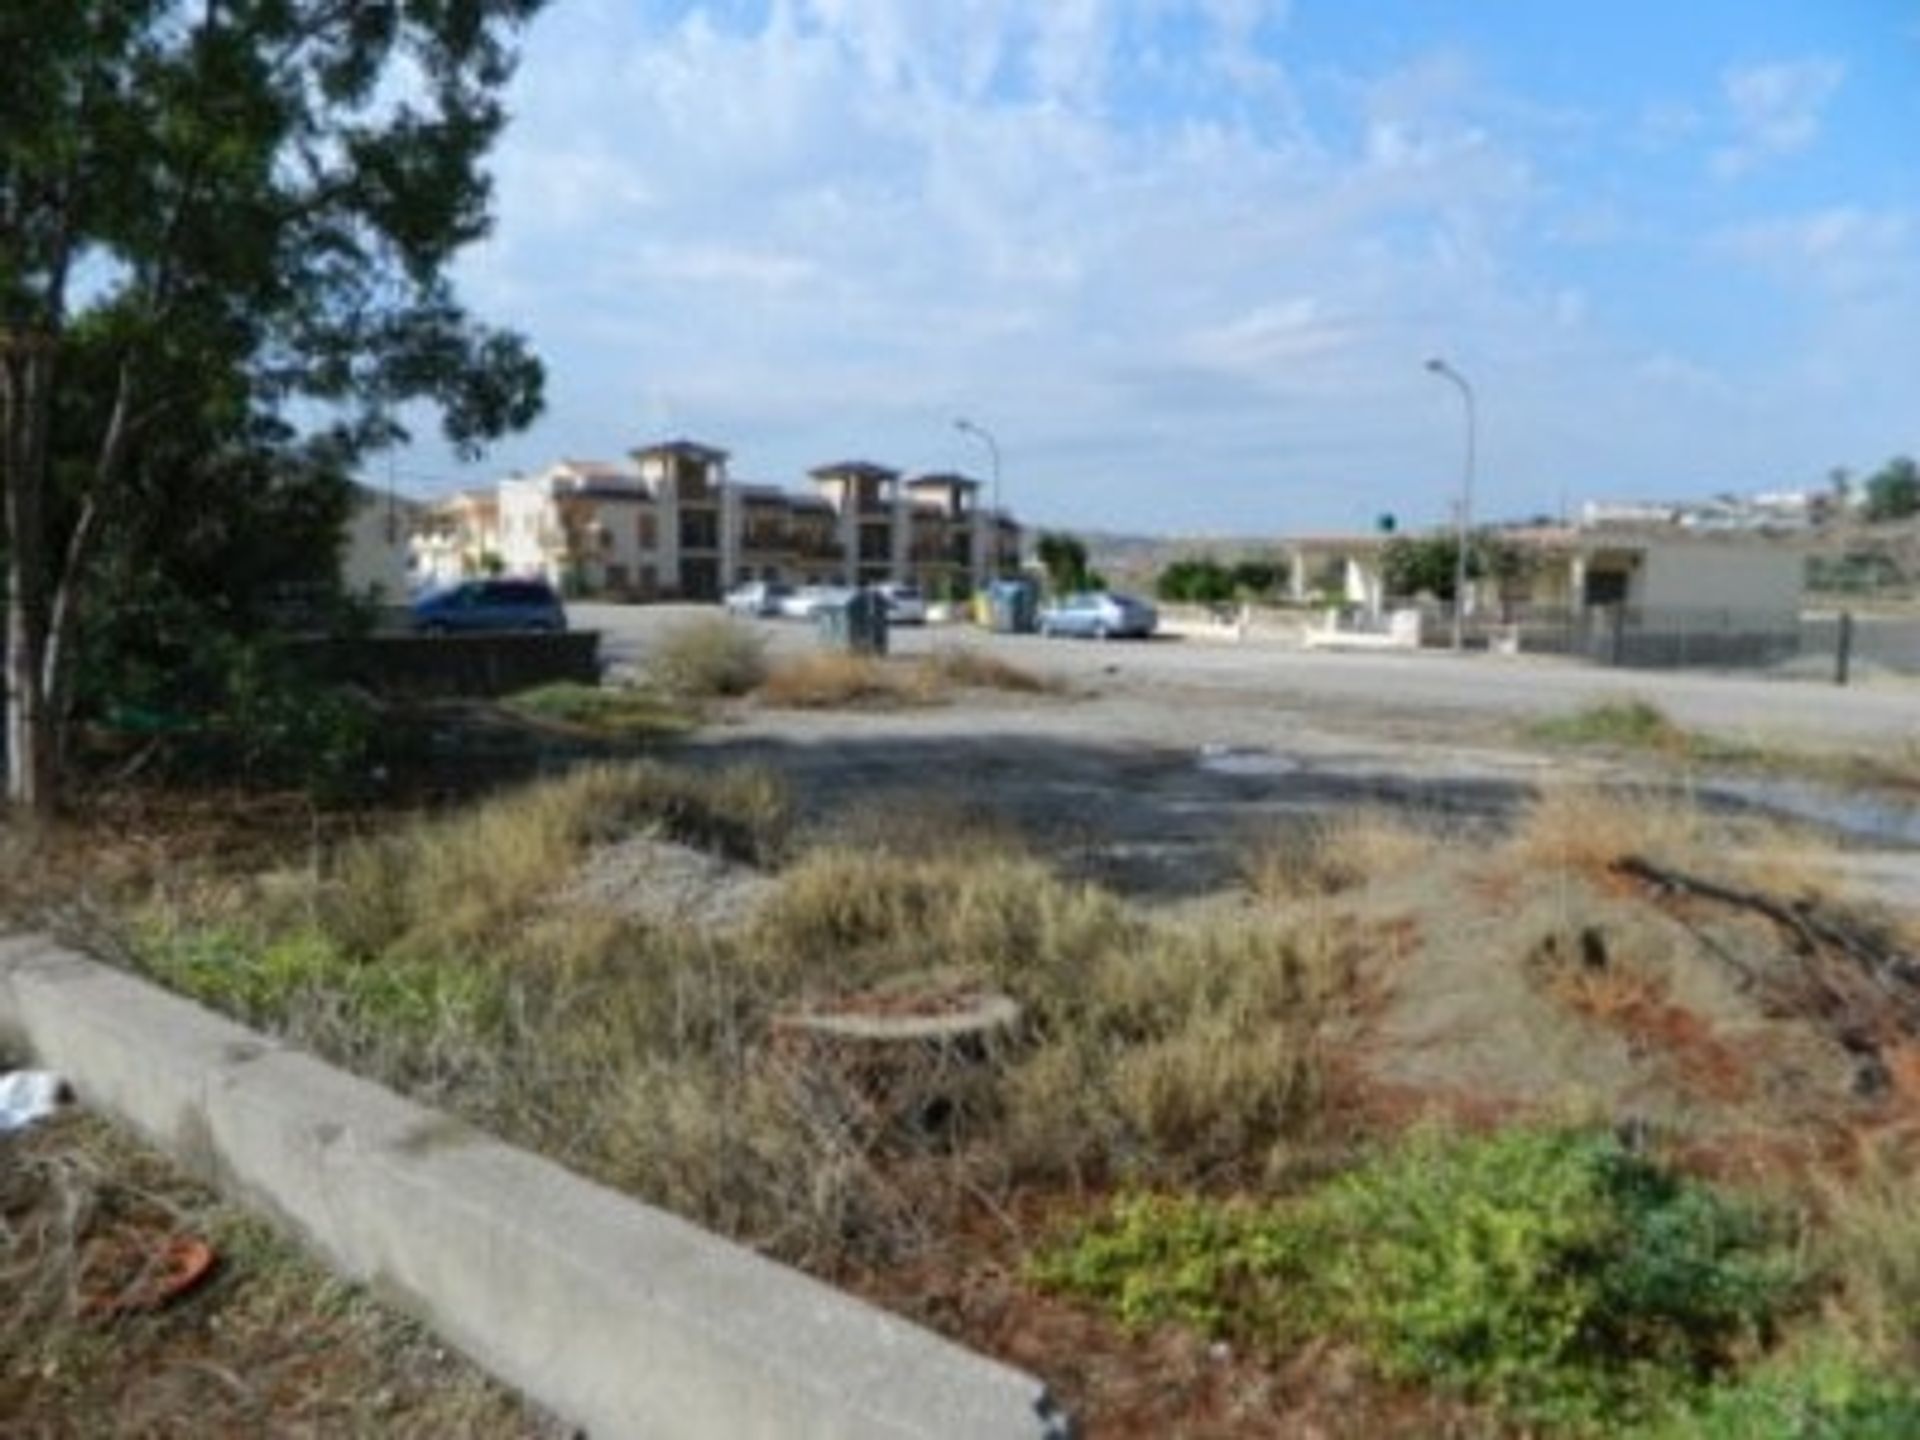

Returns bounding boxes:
[415,4,1907,529]
[1712,57,1845,177]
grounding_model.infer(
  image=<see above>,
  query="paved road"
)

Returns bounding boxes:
[575,603,1919,748]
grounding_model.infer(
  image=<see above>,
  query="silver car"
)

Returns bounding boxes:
[724,580,792,617]
[1037,591,1158,639]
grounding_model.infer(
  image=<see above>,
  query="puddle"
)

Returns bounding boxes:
[1703,776,1920,848]
[1197,744,1303,777]
[1193,746,1920,852]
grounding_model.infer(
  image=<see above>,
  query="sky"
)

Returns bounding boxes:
[399,0,1920,535]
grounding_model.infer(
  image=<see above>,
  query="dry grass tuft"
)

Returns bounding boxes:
[320,761,790,962]
[917,646,1057,695]
[756,654,934,709]
[648,615,769,698]
[1816,1135,1920,1359]
[1242,811,1436,902]
[1506,784,1709,880]
[756,648,1059,709]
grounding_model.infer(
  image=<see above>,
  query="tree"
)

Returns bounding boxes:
[2,1,547,817]
[1036,531,1094,594]
[1863,456,1920,523]
[1381,535,1464,600]
[1379,532,1518,604]
[1156,556,1234,604]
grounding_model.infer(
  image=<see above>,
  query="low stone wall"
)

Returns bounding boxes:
[0,937,1068,1440]
[284,631,600,698]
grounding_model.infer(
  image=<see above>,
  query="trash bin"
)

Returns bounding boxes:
[816,588,890,655]
[986,579,1038,635]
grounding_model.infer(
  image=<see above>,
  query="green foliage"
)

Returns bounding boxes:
[1862,456,1920,523]
[138,925,496,1041]
[1034,1128,1799,1430]
[1155,557,1235,604]
[3,0,549,805]
[1382,534,1466,599]
[91,624,385,803]
[502,682,696,741]
[1529,699,1687,751]
[1650,1345,1920,1439]
[1156,556,1286,604]
[1035,531,1095,594]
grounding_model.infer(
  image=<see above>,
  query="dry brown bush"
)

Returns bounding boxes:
[756,654,931,709]
[1242,811,1436,902]
[917,647,1057,694]
[648,615,769,698]
[1505,784,1710,880]
[756,648,1056,710]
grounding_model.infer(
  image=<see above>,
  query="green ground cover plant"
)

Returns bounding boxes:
[501,681,698,740]
[1033,1127,1804,1432]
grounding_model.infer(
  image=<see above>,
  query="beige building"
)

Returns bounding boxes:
[415,436,1022,600]
[1286,528,1804,621]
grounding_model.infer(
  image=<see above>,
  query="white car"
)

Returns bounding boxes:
[724,580,791,617]
[778,585,853,619]
[875,582,927,625]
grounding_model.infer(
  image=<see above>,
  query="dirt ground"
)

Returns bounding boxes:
[8,609,1919,1438]
[0,1105,562,1439]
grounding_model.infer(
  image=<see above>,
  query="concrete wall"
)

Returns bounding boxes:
[1635,542,1803,615]
[0,938,1068,1440]
[285,631,600,698]
[342,493,412,600]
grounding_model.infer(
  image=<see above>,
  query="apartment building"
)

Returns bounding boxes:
[415,436,1021,600]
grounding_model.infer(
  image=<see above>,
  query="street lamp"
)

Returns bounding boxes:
[953,416,1004,573]
[1424,357,1477,651]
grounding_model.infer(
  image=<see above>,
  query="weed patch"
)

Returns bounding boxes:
[649,616,769,698]
[917,647,1057,695]
[1035,1127,1799,1431]
[757,653,929,709]
[1242,811,1435,902]
[501,682,697,740]
[755,649,1060,709]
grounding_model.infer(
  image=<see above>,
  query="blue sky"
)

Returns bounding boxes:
[404,0,1920,534]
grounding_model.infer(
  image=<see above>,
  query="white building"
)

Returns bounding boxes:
[420,437,1022,601]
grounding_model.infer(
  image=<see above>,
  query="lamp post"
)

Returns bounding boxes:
[1424,357,1476,652]
[953,416,1004,574]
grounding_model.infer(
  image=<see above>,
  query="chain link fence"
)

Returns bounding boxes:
[1444,604,1920,682]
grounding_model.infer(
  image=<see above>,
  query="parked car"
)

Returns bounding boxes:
[874,582,927,625]
[724,580,792,617]
[779,585,853,619]
[1037,591,1159,640]
[411,577,567,633]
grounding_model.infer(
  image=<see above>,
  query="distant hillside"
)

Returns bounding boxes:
[1075,529,1291,590]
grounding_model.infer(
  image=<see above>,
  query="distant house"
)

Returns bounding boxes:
[418,435,1025,602]
[499,460,663,598]
[341,483,414,600]
[1288,527,1801,616]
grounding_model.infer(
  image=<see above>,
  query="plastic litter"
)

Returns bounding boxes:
[0,1069,65,1134]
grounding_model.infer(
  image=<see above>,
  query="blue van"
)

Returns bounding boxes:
[411,578,568,634]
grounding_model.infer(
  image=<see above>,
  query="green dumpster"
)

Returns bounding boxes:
[986,579,1038,635]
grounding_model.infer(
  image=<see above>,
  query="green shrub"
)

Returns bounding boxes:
[1654,1344,1920,1439]
[1034,1128,1800,1431]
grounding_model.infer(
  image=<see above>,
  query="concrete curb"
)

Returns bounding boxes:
[0,935,1071,1439]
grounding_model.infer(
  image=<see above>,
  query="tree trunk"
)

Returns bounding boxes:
[1,334,58,818]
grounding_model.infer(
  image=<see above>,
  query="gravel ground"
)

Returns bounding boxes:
[571,603,1920,910]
